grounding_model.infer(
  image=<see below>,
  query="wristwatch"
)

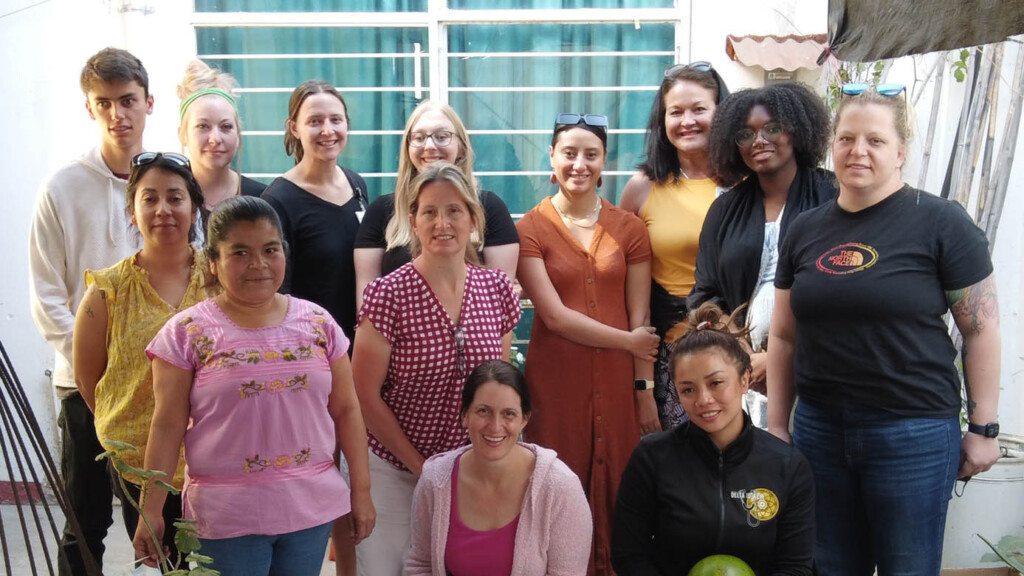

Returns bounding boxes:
[967,421,1000,438]
[634,379,654,391]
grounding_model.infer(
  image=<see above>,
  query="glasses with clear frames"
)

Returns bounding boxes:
[734,123,786,148]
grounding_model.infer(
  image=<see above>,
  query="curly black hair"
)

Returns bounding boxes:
[707,82,830,187]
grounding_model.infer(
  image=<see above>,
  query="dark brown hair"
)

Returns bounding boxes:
[668,302,751,382]
[80,47,149,96]
[461,360,532,417]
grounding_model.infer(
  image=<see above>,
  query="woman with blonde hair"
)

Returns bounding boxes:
[354,163,520,575]
[177,60,264,231]
[353,100,518,307]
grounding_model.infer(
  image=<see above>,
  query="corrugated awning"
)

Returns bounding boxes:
[725,34,828,71]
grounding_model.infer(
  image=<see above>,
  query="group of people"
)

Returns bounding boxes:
[28,45,1002,576]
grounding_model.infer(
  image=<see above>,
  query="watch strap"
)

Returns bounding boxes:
[967,422,999,438]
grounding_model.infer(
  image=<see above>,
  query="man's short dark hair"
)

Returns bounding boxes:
[80,48,149,97]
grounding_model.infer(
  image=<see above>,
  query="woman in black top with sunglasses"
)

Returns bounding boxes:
[688,83,836,404]
[517,113,656,576]
[620,61,730,431]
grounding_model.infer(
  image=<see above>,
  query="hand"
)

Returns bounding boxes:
[958,432,1001,479]
[348,488,376,545]
[768,425,792,445]
[132,511,167,569]
[635,389,662,436]
[749,352,767,394]
[627,326,659,362]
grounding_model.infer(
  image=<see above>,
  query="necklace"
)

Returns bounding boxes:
[553,195,602,229]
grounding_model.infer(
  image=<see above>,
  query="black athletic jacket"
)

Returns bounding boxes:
[611,415,815,576]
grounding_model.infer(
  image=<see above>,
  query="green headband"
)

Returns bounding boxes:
[179,88,237,122]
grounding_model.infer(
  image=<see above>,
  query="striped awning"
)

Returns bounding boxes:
[725,34,829,71]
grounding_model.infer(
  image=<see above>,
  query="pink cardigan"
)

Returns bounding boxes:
[404,443,593,576]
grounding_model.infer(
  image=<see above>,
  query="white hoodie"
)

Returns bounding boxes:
[28,146,142,392]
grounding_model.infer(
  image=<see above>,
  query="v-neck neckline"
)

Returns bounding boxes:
[544,196,605,256]
[410,262,473,329]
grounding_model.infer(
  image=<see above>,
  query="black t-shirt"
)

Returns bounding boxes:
[353,190,519,276]
[198,176,267,236]
[775,186,992,417]
[261,168,367,344]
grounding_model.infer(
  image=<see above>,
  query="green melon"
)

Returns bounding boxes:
[687,554,755,576]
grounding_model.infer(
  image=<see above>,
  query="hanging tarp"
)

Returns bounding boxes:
[827,0,1024,62]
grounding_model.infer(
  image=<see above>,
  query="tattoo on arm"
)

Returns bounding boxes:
[84,305,94,319]
[947,274,999,335]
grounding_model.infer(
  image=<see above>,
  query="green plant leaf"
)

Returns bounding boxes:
[954,69,965,82]
[190,566,222,576]
[186,553,215,564]
[174,527,202,555]
[153,480,181,496]
[94,450,117,462]
[113,460,162,479]
[105,439,139,452]
[163,571,190,576]
[977,533,1024,571]
[960,48,969,60]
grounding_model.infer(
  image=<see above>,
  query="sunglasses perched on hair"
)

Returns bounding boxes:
[842,83,906,97]
[131,152,191,169]
[735,123,786,148]
[554,113,609,129]
[408,130,455,148]
[664,61,713,78]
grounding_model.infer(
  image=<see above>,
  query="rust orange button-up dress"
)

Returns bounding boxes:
[517,197,651,576]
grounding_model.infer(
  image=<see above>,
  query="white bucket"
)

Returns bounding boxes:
[941,434,1024,568]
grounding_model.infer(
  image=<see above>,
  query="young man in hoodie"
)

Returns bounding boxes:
[28,47,151,576]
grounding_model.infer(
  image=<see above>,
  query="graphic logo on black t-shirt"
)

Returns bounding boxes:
[816,242,879,275]
[731,488,779,526]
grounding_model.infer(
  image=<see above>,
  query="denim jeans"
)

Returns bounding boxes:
[793,400,960,576]
[57,392,114,576]
[197,521,333,576]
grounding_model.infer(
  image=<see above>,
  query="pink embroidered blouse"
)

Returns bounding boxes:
[146,296,352,539]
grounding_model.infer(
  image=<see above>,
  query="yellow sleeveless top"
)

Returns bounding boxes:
[87,251,218,487]
[640,178,717,342]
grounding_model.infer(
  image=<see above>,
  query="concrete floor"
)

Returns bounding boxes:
[0,503,338,575]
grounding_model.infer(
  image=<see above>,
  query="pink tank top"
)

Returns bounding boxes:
[443,455,520,576]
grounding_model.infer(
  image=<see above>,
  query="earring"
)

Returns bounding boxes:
[597,176,603,188]
[550,173,557,184]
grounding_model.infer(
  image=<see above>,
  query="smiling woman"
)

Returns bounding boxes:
[688,83,836,405]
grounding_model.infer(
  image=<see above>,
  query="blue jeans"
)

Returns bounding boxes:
[793,400,960,576]
[197,521,332,576]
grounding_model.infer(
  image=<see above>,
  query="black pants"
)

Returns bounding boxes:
[114,475,182,568]
[57,392,113,576]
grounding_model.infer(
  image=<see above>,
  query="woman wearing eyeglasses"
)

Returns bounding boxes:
[767,85,1002,575]
[517,113,656,576]
[620,61,730,430]
[261,80,369,345]
[688,83,836,412]
[353,100,519,310]
[73,152,219,560]
[353,163,521,576]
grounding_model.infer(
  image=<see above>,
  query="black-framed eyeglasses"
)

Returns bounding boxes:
[452,324,466,378]
[664,61,713,78]
[408,130,455,148]
[735,123,786,148]
[842,83,906,97]
[554,113,609,130]
[131,152,190,169]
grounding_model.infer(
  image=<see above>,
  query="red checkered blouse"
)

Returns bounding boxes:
[358,262,521,471]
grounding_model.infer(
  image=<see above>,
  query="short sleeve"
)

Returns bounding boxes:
[480,190,520,247]
[936,200,992,290]
[321,310,352,362]
[516,210,543,259]
[621,211,652,265]
[493,270,522,334]
[358,278,399,344]
[774,212,806,290]
[354,194,395,249]
[84,268,116,308]
[146,312,198,371]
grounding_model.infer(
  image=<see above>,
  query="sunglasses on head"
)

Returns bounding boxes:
[842,83,906,97]
[131,152,191,169]
[664,61,713,78]
[554,113,608,130]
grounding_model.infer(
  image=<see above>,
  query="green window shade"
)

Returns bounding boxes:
[196,0,426,12]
